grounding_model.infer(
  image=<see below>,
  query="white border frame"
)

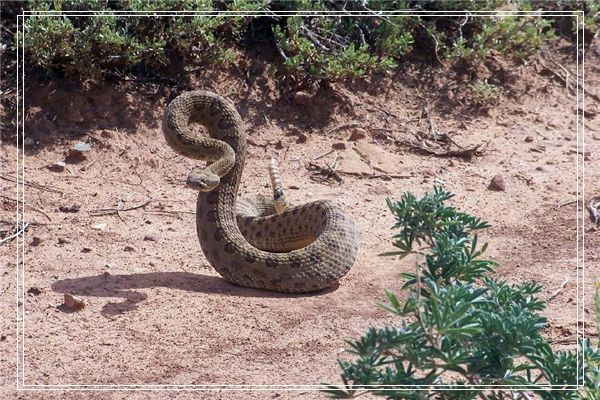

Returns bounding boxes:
[12,8,586,393]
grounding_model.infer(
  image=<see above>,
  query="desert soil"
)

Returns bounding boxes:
[1,42,599,399]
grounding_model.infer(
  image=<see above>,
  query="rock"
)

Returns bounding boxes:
[90,223,107,231]
[525,136,534,143]
[292,91,313,105]
[368,186,392,196]
[332,142,347,150]
[354,143,404,174]
[529,145,546,153]
[275,140,285,149]
[348,128,367,141]
[63,293,85,311]
[64,108,84,123]
[57,238,70,245]
[296,133,308,144]
[71,141,91,153]
[124,245,136,252]
[535,166,546,172]
[59,204,81,213]
[143,235,158,242]
[546,184,562,193]
[23,137,35,148]
[48,161,66,172]
[27,287,42,296]
[66,142,91,163]
[336,149,371,175]
[424,169,437,177]
[30,237,42,246]
[593,132,600,141]
[488,175,506,191]
[81,247,92,253]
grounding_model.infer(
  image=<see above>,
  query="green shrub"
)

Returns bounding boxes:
[18,0,262,79]
[467,79,501,108]
[325,187,600,399]
[12,0,581,84]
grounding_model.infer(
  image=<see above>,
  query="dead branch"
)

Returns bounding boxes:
[311,149,336,162]
[307,154,343,184]
[400,139,487,159]
[325,122,364,135]
[539,49,600,102]
[587,196,600,225]
[300,24,329,52]
[90,199,152,217]
[546,276,570,302]
[556,199,577,209]
[0,221,30,245]
[0,195,52,221]
[366,173,411,180]
[0,173,63,194]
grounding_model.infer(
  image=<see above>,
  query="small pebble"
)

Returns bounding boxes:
[27,287,42,296]
[332,142,346,150]
[143,235,158,242]
[488,175,506,191]
[62,293,85,311]
[348,128,367,141]
[57,238,70,245]
[48,161,66,172]
[81,247,92,253]
[525,136,534,143]
[59,204,81,213]
[30,237,42,246]
[535,166,546,172]
[296,133,308,144]
[90,223,107,231]
[124,245,136,252]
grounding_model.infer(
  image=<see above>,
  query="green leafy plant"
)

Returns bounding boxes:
[467,79,501,108]
[11,0,576,84]
[325,187,599,399]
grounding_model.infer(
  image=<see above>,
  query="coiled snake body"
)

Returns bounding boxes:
[162,91,358,292]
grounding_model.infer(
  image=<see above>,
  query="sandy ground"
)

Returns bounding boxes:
[1,43,599,399]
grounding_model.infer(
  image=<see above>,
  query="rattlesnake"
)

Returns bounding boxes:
[162,90,358,292]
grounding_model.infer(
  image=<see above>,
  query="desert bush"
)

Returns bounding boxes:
[324,187,600,399]
[10,0,585,84]
[17,0,262,79]
[467,79,501,108]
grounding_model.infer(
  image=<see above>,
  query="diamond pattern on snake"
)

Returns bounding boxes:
[162,90,358,292]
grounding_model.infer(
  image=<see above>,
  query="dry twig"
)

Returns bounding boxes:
[587,196,600,225]
[90,199,152,217]
[0,174,63,194]
[546,276,570,302]
[0,221,30,245]
[325,122,364,135]
[0,195,52,221]
[307,152,342,184]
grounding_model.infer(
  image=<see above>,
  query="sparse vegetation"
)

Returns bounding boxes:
[467,79,501,108]
[3,0,589,87]
[324,187,600,399]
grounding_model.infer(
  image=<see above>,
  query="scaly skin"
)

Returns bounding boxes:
[162,90,358,292]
